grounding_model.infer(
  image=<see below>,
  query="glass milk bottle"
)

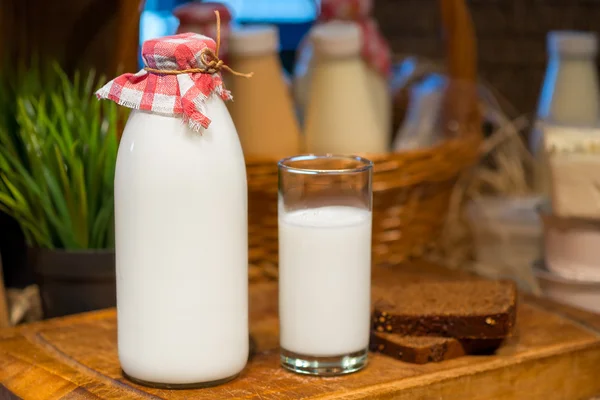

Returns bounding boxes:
[294,20,391,137]
[96,32,248,388]
[227,25,301,158]
[531,31,600,193]
[304,21,387,154]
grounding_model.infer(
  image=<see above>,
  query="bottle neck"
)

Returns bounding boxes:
[537,54,600,125]
[549,52,596,62]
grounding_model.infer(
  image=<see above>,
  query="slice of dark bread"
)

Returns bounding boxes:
[372,280,517,339]
[370,332,465,364]
[370,332,503,364]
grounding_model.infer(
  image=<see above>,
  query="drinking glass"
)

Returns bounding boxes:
[278,154,373,376]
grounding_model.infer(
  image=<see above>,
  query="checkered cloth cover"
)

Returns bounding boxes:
[96,33,231,131]
[174,2,233,62]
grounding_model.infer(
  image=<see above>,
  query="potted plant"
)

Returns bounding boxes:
[0,64,120,318]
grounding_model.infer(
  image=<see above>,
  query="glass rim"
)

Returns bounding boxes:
[278,154,373,175]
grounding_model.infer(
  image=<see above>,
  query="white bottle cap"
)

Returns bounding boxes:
[229,25,279,56]
[311,21,362,58]
[548,31,598,57]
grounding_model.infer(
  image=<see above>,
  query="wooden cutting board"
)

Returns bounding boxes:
[1,263,600,399]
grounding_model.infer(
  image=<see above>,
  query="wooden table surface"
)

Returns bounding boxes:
[1,263,600,400]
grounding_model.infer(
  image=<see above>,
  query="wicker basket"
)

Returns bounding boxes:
[246,0,481,282]
[247,134,481,282]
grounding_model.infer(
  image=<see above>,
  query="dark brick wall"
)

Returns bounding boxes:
[373,0,600,115]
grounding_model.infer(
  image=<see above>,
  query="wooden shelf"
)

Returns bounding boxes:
[1,263,599,399]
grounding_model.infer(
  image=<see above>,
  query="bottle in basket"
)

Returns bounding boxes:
[227,25,301,158]
[293,0,392,136]
[96,26,249,388]
[304,21,388,154]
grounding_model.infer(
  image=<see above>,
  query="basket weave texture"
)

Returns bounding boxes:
[247,134,481,283]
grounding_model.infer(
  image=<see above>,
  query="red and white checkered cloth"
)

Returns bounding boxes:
[357,19,391,78]
[320,0,373,20]
[298,0,390,78]
[96,33,231,131]
[174,2,233,63]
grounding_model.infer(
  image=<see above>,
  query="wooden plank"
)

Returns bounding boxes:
[0,264,598,399]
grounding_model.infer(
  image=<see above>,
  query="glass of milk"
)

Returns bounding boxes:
[278,154,373,376]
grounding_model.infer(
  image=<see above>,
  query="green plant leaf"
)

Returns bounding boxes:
[0,63,117,249]
[90,199,114,248]
[0,202,51,247]
[0,176,31,213]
